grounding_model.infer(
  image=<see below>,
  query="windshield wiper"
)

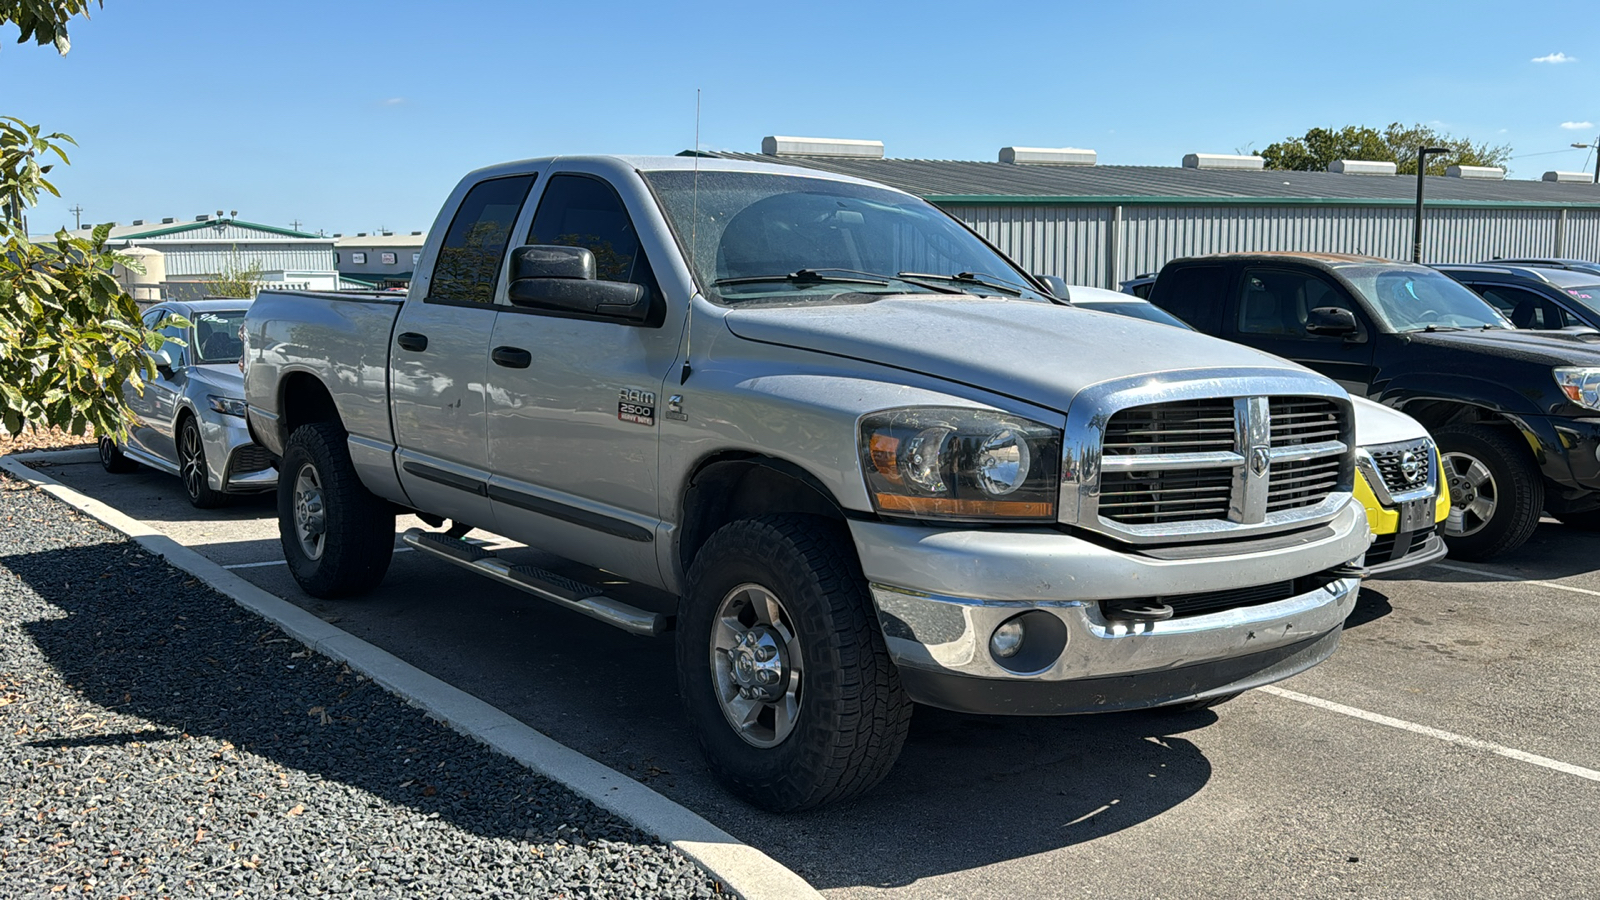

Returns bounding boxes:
[713,269,892,288]
[896,271,1031,296]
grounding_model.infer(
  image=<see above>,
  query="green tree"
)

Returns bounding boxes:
[206,248,266,299]
[1255,122,1512,175]
[1,2,176,437]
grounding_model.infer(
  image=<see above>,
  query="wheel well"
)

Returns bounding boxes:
[1396,400,1514,433]
[279,372,342,440]
[677,455,847,576]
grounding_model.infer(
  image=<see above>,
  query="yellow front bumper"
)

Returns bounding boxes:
[1355,447,1451,536]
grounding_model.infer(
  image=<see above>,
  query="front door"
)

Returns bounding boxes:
[484,169,686,587]
[391,173,537,527]
[1227,266,1379,393]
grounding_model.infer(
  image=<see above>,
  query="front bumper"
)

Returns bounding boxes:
[849,500,1368,715]
[200,412,278,493]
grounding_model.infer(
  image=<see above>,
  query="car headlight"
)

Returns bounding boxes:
[859,407,1060,522]
[207,395,247,418]
[1554,367,1600,411]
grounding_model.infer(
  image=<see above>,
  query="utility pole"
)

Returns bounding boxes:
[69,204,83,229]
[290,219,302,231]
[1412,146,1450,264]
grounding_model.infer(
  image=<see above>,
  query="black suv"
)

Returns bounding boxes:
[1436,264,1600,331]
[1148,253,1600,559]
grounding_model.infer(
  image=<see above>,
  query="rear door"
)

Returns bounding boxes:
[1225,266,1379,392]
[483,166,685,587]
[133,308,189,464]
[1462,282,1584,330]
[391,172,538,526]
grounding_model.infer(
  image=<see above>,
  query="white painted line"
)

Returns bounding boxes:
[0,453,819,900]
[1427,561,1600,600]
[1262,685,1600,784]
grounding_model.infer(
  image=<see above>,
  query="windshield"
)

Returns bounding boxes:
[643,171,1050,306]
[193,310,247,364]
[1559,284,1600,315]
[1338,266,1511,331]
[1074,299,1193,330]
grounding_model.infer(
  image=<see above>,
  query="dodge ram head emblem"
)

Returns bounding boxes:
[1400,449,1424,484]
[1250,447,1271,477]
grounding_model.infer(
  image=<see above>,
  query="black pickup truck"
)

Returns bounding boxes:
[1148,252,1600,560]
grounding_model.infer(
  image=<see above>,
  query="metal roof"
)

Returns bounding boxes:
[52,218,327,242]
[706,152,1600,208]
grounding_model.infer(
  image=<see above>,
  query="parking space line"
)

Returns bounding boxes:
[1262,686,1600,784]
[1426,561,1600,599]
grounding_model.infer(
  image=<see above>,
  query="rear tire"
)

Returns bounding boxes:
[278,422,394,598]
[1434,423,1542,561]
[98,436,138,474]
[677,514,912,811]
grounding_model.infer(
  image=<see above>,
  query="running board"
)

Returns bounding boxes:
[400,529,666,637]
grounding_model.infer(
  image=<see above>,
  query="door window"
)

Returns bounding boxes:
[428,175,536,305]
[525,174,661,310]
[1474,285,1571,329]
[1236,269,1351,338]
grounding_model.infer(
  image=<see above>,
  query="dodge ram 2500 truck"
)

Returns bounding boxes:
[243,156,1370,810]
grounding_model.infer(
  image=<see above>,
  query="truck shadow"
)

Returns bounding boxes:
[7,537,1214,888]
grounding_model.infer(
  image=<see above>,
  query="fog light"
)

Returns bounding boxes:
[990,619,1025,658]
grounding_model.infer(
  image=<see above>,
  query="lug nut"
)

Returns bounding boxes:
[755,645,774,661]
[757,669,777,684]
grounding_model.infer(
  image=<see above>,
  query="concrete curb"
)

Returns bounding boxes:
[0,450,821,900]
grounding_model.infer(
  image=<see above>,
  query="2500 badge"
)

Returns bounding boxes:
[618,387,656,426]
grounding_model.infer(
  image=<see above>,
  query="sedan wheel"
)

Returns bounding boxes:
[177,417,226,508]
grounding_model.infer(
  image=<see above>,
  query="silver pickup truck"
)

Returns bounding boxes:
[242,156,1370,810]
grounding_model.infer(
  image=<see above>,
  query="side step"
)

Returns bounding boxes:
[400,529,667,636]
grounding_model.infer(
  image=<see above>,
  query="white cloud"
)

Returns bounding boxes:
[1561,121,1595,130]
[381,97,407,106]
[1533,52,1575,63]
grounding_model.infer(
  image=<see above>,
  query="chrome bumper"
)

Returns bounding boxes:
[849,500,1368,713]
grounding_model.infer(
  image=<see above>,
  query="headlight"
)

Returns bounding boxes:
[1554,367,1600,411]
[860,407,1060,522]
[207,395,247,417]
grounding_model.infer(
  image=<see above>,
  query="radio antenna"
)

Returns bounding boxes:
[681,88,701,385]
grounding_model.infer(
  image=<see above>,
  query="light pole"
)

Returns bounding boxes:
[1570,139,1600,185]
[1413,146,1450,264]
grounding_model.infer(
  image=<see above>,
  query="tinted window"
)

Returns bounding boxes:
[1236,269,1346,336]
[1474,285,1573,329]
[527,174,657,290]
[193,310,248,363]
[429,174,536,305]
[1148,265,1228,333]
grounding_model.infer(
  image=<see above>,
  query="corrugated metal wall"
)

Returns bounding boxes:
[149,244,337,277]
[941,203,1600,289]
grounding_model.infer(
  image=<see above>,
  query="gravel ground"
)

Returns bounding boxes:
[0,473,724,898]
[0,426,95,456]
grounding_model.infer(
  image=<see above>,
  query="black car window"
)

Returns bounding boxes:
[1148,264,1227,333]
[428,174,536,305]
[527,174,659,289]
[1236,268,1348,337]
[1475,285,1564,329]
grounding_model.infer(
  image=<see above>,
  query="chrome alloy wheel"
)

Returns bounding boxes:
[710,583,804,748]
[179,422,207,501]
[1443,450,1497,538]
[292,462,328,561]
[98,436,117,469]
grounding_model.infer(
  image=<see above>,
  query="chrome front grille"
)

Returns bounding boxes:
[1064,384,1353,544]
[1357,437,1438,506]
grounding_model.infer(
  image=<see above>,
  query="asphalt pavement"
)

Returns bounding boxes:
[29,456,1600,899]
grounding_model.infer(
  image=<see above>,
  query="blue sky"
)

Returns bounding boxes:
[7,0,1599,235]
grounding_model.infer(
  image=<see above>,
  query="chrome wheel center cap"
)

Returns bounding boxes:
[729,629,785,701]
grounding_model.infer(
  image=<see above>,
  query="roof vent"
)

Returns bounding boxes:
[1183,153,1265,170]
[382,231,392,236]
[357,232,368,237]
[161,217,175,224]
[1328,159,1397,176]
[761,135,884,159]
[195,214,210,221]
[333,233,342,237]
[1543,170,1595,184]
[411,230,422,235]
[1446,165,1506,180]
[999,146,1097,166]
[131,219,144,225]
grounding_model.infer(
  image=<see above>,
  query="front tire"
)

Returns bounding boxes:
[1435,423,1542,561]
[98,436,138,474]
[278,422,394,598]
[177,416,227,509]
[677,515,912,811]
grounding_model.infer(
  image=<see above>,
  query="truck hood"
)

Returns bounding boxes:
[722,296,1320,413]
[1405,327,1600,365]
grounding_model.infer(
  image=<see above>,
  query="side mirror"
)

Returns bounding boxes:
[1034,274,1070,300]
[506,245,650,323]
[151,345,177,374]
[1306,306,1359,338]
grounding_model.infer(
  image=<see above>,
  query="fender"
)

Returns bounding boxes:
[1378,375,1577,486]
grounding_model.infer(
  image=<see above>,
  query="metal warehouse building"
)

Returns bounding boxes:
[710,140,1600,289]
